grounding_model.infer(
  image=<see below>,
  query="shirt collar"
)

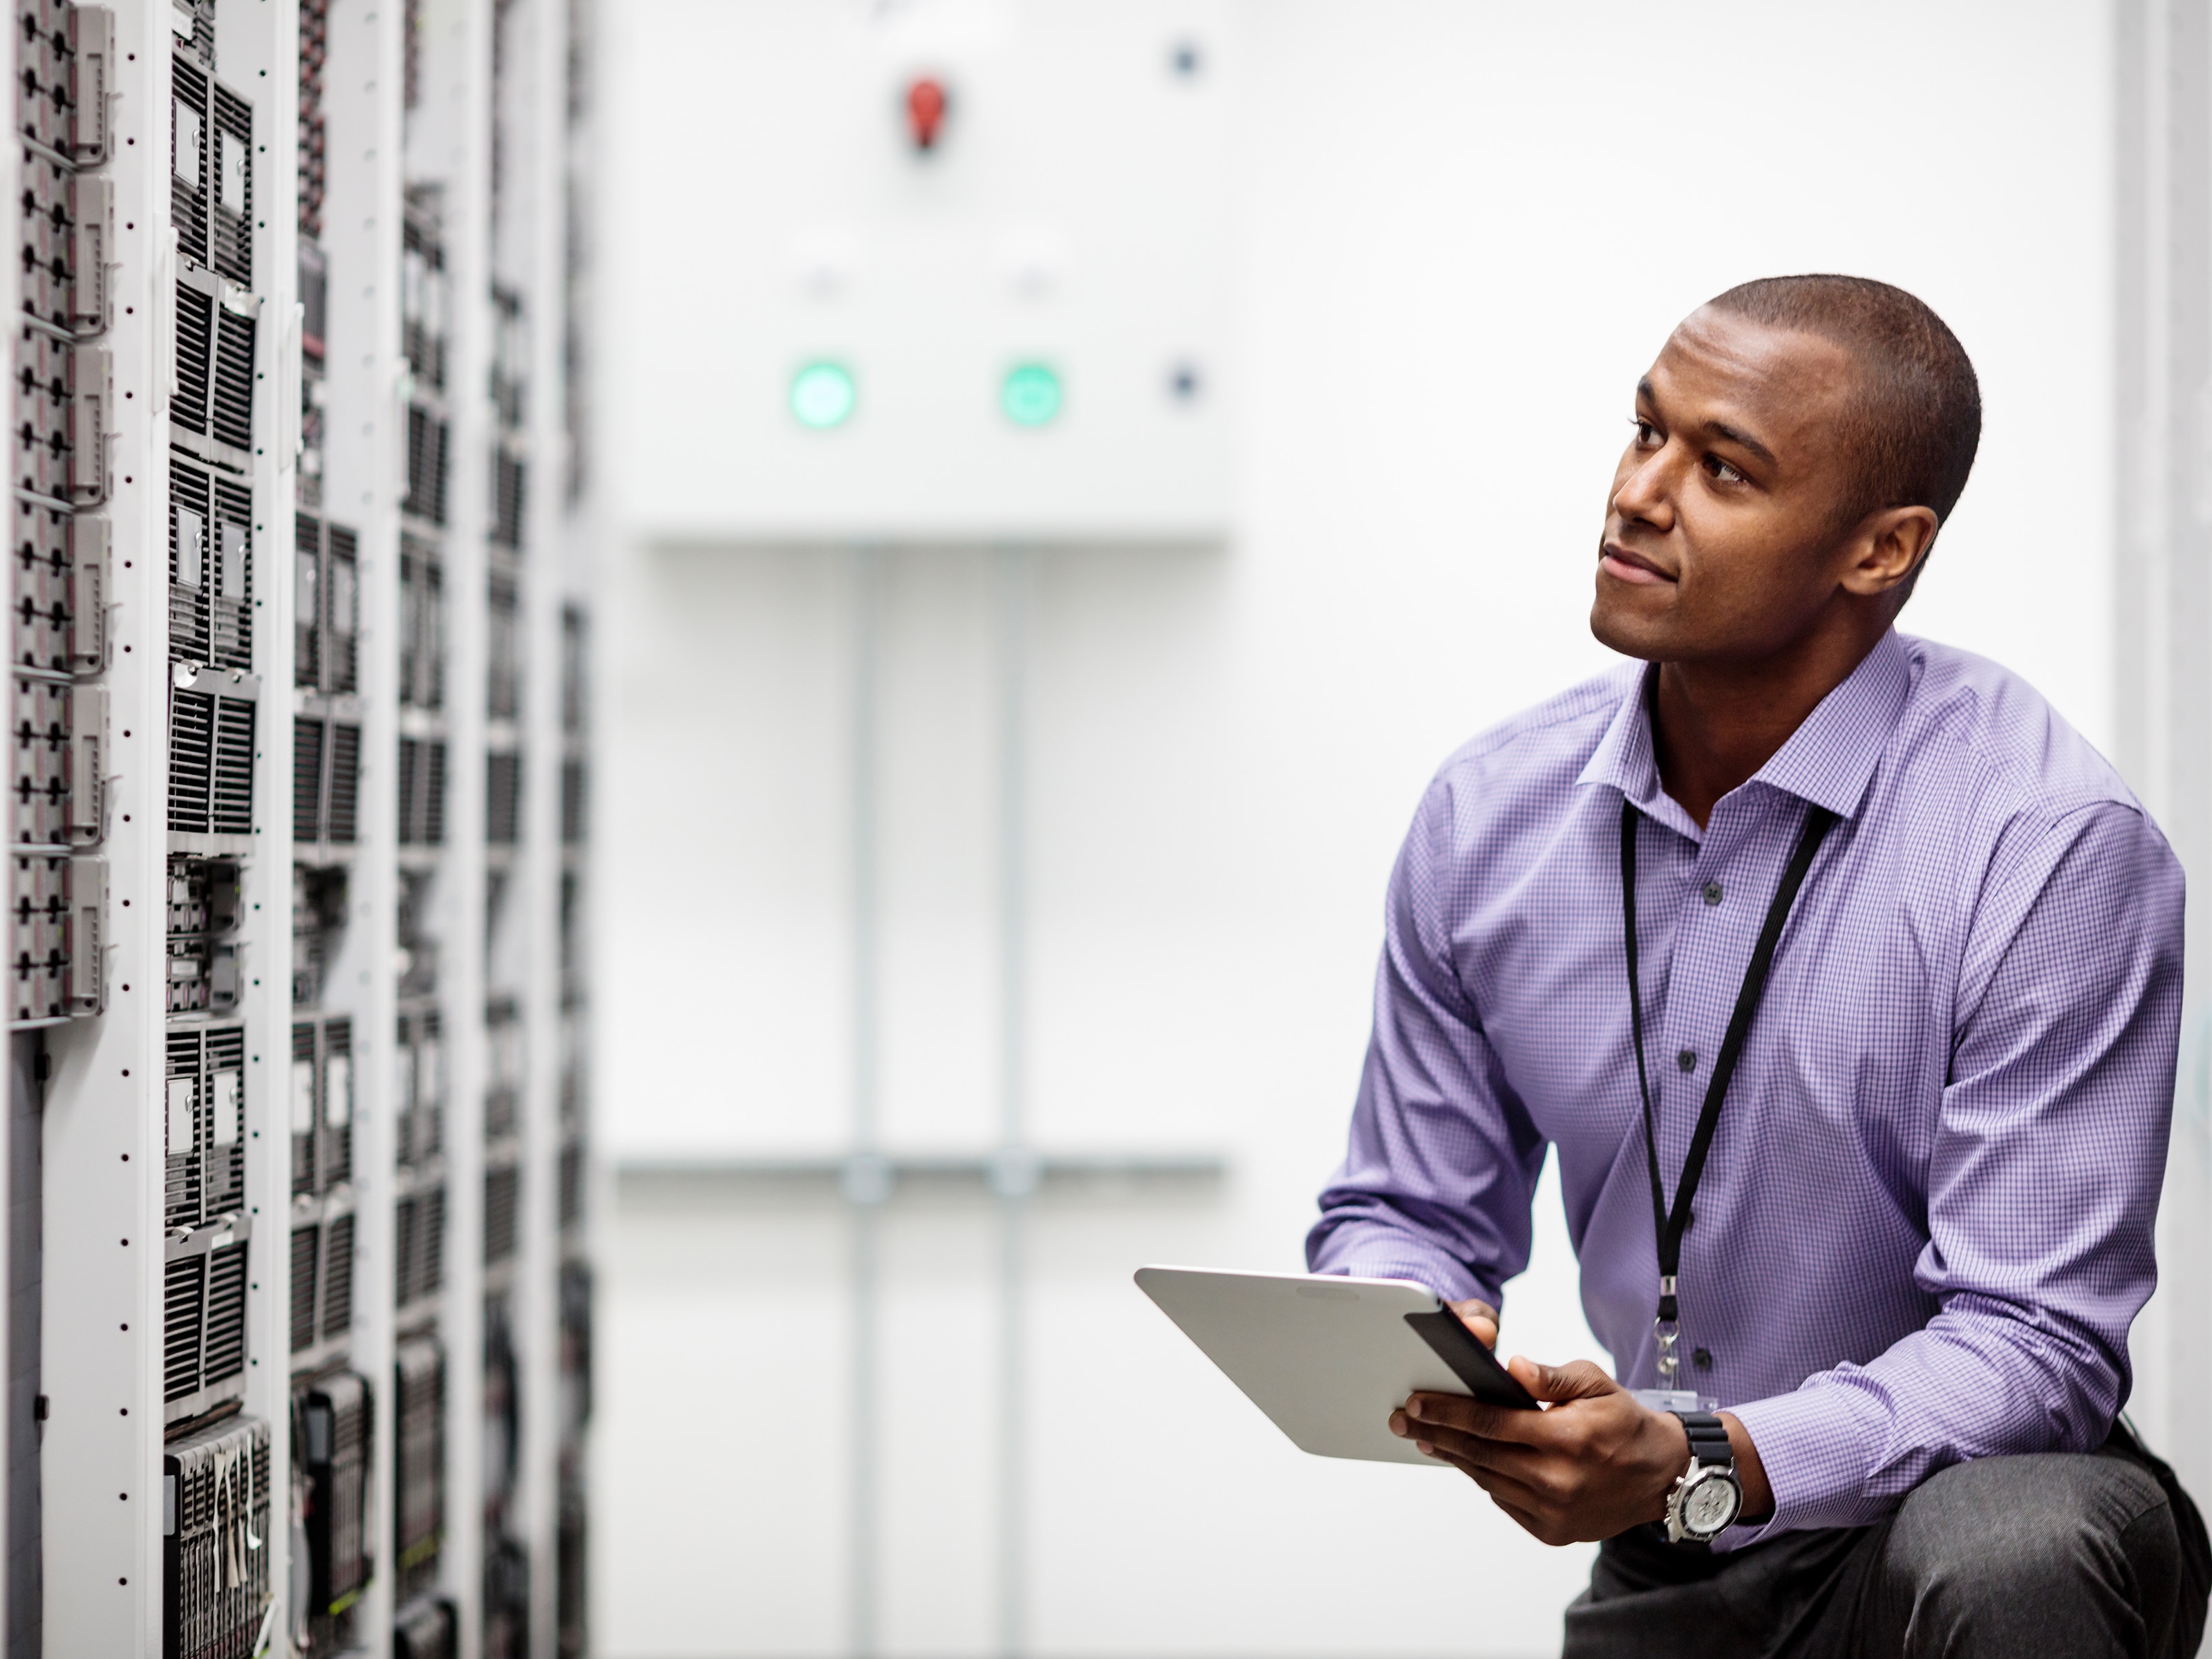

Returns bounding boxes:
[1576,628,1913,827]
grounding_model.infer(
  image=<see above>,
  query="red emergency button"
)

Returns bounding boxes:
[906,77,949,151]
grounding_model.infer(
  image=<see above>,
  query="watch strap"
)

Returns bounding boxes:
[1671,1409,1732,1468]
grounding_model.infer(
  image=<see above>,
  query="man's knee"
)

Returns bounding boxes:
[1878,1450,2176,1642]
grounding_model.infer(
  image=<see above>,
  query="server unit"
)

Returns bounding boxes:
[292,1369,372,1647]
[393,1334,445,1603]
[289,863,345,1009]
[167,856,241,1016]
[162,1412,273,1659]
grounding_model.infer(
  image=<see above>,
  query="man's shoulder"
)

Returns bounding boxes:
[1425,664,1639,819]
[1895,635,2142,823]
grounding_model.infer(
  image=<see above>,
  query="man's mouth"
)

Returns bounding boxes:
[1599,542,1675,586]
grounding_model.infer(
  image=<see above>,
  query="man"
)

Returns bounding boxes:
[1308,275,2211,1657]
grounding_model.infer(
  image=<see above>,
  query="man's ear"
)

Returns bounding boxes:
[1841,506,1939,599]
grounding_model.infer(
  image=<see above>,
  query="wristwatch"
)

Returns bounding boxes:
[1663,1411,1743,1544]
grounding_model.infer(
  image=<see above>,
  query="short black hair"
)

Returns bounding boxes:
[1705,274,1980,602]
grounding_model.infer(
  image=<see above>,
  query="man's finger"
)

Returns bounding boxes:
[1448,1297,1501,1349]
[1403,1389,1558,1447]
[1407,1421,1553,1487]
[1506,1356,1617,1405]
[1444,1456,1554,1528]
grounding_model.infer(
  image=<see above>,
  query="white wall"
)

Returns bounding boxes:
[592,3,2118,1655]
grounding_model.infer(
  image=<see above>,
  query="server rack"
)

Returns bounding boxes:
[10,0,595,1651]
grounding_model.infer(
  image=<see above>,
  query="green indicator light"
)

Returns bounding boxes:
[1000,362,1062,428]
[789,362,857,430]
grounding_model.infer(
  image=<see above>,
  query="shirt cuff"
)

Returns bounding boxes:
[1720,1382,1890,1548]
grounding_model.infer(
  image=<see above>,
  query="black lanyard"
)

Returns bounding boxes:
[1620,795,1837,1385]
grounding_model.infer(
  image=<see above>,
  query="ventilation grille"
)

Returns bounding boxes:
[171,57,210,270]
[162,1224,253,1415]
[292,719,324,844]
[167,1029,205,1228]
[203,1239,248,1384]
[326,523,358,691]
[170,458,212,661]
[168,688,254,836]
[559,1138,583,1232]
[211,303,256,450]
[404,403,449,525]
[400,541,444,709]
[165,1019,245,1226]
[398,736,447,845]
[485,1163,520,1265]
[291,1020,318,1194]
[328,723,359,842]
[203,1024,245,1216]
[294,512,322,686]
[164,1254,206,1400]
[212,696,253,834]
[397,1008,445,1167]
[169,460,252,664]
[209,82,252,285]
[561,758,585,845]
[168,689,212,831]
[487,570,521,718]
[490,449,525,550]
[209,474,252,668]
[294,718,359,846]
[289,1224,318,1352]
[395,1183,447,1309]
[173,279,214,438]
[324,1018,353,1185]
[561,605,588,734]
[486,751,520,845]
[322,1210,354,1335]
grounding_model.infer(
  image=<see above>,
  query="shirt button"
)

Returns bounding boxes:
[1703,881,1723,906]
[1678,1049,1697,1072]
[1692,1347,1713,1371]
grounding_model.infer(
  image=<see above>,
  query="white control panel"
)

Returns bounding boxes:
[618,0,1232,543]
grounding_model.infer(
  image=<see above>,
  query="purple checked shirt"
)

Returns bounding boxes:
[1308,629,2185,1546]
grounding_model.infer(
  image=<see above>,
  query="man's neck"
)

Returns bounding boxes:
[1651,624,1888,830]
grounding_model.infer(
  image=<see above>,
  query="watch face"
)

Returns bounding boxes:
[1683,1471,1741,1535]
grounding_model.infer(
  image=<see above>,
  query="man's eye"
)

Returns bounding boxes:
[1633,419,1661,447]
[1706,455,1745,484]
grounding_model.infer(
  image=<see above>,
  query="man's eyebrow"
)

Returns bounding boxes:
[1705,420,1777,467]
[1634,377,1777,467]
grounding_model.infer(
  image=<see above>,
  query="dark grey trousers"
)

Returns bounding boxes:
[1563,1428,2211,1658]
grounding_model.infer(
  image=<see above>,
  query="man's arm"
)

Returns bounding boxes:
[1389,800,2181,1548]
[1306,778,1549,1309]
[1722,800,2184,1539]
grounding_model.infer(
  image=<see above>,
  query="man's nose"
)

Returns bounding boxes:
[1612,449,1676,532]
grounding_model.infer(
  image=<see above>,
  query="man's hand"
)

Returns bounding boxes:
[1446,1297,1499,1349]
[1388,1340,1775,1546]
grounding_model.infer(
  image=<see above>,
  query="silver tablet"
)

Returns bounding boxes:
[1135,1264,1539,1466]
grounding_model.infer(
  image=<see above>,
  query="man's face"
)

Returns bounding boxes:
[1590,308,1873,665]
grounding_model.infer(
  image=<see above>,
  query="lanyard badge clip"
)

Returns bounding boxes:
[1654,1274,1681,1387]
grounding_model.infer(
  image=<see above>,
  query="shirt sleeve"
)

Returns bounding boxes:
[1727,800,2184,1542]
[1306,776,1549,1311]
